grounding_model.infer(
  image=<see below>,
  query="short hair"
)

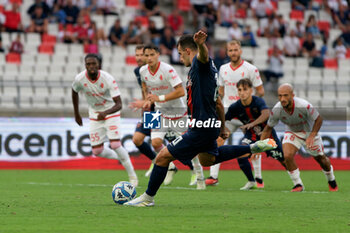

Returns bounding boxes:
[177,34,197,51]
[84,53,102,68]
[227,40,241,48]
[237,78,253,88]
[143,44,160,53]
[135,44,145,51]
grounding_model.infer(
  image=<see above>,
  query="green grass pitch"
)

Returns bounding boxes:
[0,170,349,233]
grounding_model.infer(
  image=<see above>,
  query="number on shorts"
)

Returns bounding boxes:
[90,132,100,142]
[171,136,183,146]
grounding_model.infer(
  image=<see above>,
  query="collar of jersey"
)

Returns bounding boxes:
[85,70,100,83]
[148,62,161,76]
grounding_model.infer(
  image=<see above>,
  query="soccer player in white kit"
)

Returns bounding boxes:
[261,84,338,192]
[140,44,205,189]
[205,40,265,190]
[72,54,138,186]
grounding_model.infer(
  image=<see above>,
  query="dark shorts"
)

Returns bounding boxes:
[241,131,284,162]
[135,122,151,136]
[167,128,220,161]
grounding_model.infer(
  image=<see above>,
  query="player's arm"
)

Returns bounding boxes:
[97,96,122,120]
[216,96,229,139]
[194,30,209,63]
[260,124,273,140]
[147,84,185,102]
[72,89,82,126]
[306,115,323,148]
[218,86,224,99]
[241,109,270,130]
[255,85,264,97]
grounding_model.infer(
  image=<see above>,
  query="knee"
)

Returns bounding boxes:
[132,136,143,147]
[152,140,163,151]
[155,148,172,167]
[110,140,121,150]
[92,145,104,156]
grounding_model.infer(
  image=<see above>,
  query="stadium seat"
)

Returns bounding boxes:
[135,16,149,27]
[150,16,164,30]
[42,34,57,45]
[6,53,21,64]
[125,56,137,65]
[4,64,19,75]
[324,59,338,69]
[126,0,140,8]
[214,26,229,41]
[318,21,330,34]
[177,0,191,11]
[39,44,54,55]
[323,69,337,79]
[26,33,41,46]
[290,10,304,21]
[235,8,247,18]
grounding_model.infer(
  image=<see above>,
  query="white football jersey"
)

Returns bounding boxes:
[218,60,262,107]
[140,62,186,118]
[72,70,121,119]
[268,97,320,139]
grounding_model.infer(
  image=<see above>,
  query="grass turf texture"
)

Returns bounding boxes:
[0,170,349,233]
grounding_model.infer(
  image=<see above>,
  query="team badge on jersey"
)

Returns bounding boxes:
[143,110,161,129]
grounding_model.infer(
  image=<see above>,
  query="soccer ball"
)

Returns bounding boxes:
[112,181,136,205]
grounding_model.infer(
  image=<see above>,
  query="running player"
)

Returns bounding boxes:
[129,45,157,177]
[206,40,265,188]
[140,44,205,189]
[225,78,284,190]
[72,54,138,186]
[124,31,277,207]
[260,83,338,192]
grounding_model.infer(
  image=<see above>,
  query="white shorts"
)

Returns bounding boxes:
[151,116,187,140]
[89,116,121,146]
[282,131,324,156]
[225,119,243,133]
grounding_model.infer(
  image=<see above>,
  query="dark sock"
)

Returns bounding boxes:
[238,157,255,182]
[179,159,194,170]
[215,145,251,164]
[137,142,156,160]
[145,164,168,196]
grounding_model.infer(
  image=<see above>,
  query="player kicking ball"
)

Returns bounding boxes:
[224,78,285,190]
[260,83,338,192]
[124,31,277,207]
[72,54,138,186]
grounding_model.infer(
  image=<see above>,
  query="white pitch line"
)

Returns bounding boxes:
[24,182,331,193]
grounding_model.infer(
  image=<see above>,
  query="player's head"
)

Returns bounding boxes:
[237,78,253,101]
[143,44,160,67]
[84,53,100,77]
[278,83,295,108]
[226,40,242,63]
[177,34,198,67]
[135,44,146,67]
[96,53,102,69]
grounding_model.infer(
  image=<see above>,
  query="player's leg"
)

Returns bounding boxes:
[105,117,138,186]
[306,137,338,191]
[133,129,156,177]
[282,139,304,192]
[151,131,177,185]
[251,154,264,188]
[206,137,225,186]
[191,156,206,189]
[133,123,156,161]
[238,138,257,190]
[124,147,176,207]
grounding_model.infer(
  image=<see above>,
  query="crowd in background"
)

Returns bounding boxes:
[0,0,349,82]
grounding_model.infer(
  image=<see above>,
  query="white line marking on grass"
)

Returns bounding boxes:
[281,190,329,194]
[24,182,197,190]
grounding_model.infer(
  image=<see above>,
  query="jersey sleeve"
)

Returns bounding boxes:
[167,67,183,87]
[267,105,280,127]
[107,75,120,98]
[72,76,82,92]
[249,65,263,87]
[218,66,225,86]
[256,97,268,111]
[225,103,238,121]
[305,102,319,121]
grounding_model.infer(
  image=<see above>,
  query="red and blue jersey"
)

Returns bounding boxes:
[187,56,219,123]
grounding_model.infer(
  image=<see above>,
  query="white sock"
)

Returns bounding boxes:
[97,147,119,159]
[191,156,204,180]
[252,154,262,179]
[168,161,176,170]
[287,168,303,186]
[114,146,137,179]
[322,165,335,181]
[210,163,220,179]
[142,192,154,200]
